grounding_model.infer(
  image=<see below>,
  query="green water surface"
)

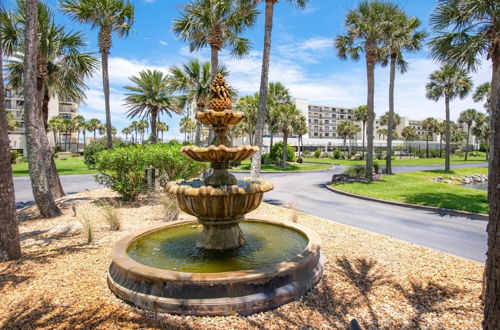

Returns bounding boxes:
[127,222,308,273]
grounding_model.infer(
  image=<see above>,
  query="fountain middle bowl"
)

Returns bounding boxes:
[165,178,273,221]
[107,218,323,315]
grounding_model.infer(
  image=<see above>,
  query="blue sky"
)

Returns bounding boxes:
[5,0,491,140]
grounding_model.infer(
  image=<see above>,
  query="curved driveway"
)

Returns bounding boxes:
[14,162,488,262]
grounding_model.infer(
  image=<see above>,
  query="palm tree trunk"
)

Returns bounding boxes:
[270,132,274,151]
[362,121,365,160]
[445,96,451,172]
[365,44,376,180]
[282,131,288,166]
[100,49,113,149]
[93,129,97,141]
[251,0,275,178]
[439,135,443,158]
[24,0,60,218]
[465,127,470,161]
[426,136,429,158]
[0,32,21,261]
[83,131,86,147]
[151,110,158,144]
[386,53,396,175]
[483,44,500,329]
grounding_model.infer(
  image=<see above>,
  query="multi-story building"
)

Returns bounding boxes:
[305,101,360,139]
[375,117,442,142]
[5,87,80,155]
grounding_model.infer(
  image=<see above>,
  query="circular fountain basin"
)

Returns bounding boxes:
[107,218,323,316]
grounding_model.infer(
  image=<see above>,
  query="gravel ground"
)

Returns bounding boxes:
[0,189,484,329]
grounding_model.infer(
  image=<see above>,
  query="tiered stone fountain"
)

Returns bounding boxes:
[107,75,323,315]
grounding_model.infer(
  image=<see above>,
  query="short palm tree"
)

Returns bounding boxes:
[6,112,19,131]
[335,0,399,180]
[436,121,446,158]
[458,109,480,160]
[234,94,259,145]
[426,65,472,172]
[251,0,308,178]
[381,9,426,174]
[156,121,169,142]
[274,103,302,166]
[472,82,491,112]
[295,115,307,159]
[173,0,257,80]
[128,121,138,143]
[338,121,353,157]
[168,59,229,145]
[61,0,134,149]
[121,127,131,141]
[137,120,149,143]
[376,128,387,140]
[123,70,181,144]
[87,118,101,141]
[353,105,368,159]
[401,126,418,154]
[72,115,85,152]
[48,117,63,148]
[421,117,438,159]
[267,82,291,150]
[179,116,195,143]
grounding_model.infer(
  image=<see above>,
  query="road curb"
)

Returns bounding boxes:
[325,184,488,221]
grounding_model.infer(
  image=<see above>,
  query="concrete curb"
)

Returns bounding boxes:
[325,184,488,221]
[230,165,334,174]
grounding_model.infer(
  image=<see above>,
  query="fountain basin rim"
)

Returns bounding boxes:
[165,178,274,197]
[181,144,258,162]
[196,110,244,126]
[111,217,321,283]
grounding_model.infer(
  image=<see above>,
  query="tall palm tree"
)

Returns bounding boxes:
[234,94,259,145]
[274,103,302,166]
[436,121,446,158]
[430,4,499,312]
[472,115,490,160]
[426,65,472,172]
[335,0,398,180]
[353,105,368,159]
[21,0,61,217]
[295,115,307,159]
[123,70,181,144]
[382,9,426,174]
[157,121,169,142]
[0,4,21,261]
[168,59,229,145]
[421,117,438,159]
[87,118,101,141]
[61,119,73,151]
[337,121,353,157]
[458,109,479,161]
[61,0,134,149]
[251,0,308,178]
[173,0,257,81]
[81,121,89,147]
[266,82,291,150]
[473,82,491,113]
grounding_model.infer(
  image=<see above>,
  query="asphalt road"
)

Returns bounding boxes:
[14,162,489,262]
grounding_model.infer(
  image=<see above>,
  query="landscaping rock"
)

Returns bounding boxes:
[22,238,52,247]
[45,221,84,238]
[330,174,370,184]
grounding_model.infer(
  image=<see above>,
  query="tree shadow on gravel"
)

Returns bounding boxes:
[336,257,392,329]
[0,299,193,329]
[393,280,472,327]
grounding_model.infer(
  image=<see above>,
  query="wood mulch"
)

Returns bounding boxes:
[0,189,484,329]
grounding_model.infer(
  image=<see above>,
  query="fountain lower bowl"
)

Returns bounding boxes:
[107,218,323,316]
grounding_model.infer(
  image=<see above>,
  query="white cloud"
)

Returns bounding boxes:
[159,40,168,46]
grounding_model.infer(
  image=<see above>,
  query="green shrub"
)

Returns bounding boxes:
[479,142,488,152]
[10,151,20,164]
[261,152,272,164]
[333,149,342,159]
[344,163,380,177]
[302,150,311,157]
[320,152,330,158]
[95,143,208,201]
[84,137,128,168]
[297,157,303,163]
[314,149,321,158]
[270,142,296,163]
[229,160,241,168]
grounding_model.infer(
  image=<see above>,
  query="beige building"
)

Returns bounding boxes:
[5,87,80,155]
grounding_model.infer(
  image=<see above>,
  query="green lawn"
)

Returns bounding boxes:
[12,157,97,177]
[233,160,332,172]
[332,167,489,214]
[304,153,488,166]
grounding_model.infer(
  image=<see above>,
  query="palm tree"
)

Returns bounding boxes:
[472,115,490,160]
[472,82,491,113]
[137,120,149,143]
[458,109,480,161]
[376,128,387,140]
[275,103,302,166]
[121,127,131,141]
[0,4,21,260]
[337,121,352,157]
[381,9,426,174]
[426,65,472,172]
[353,105,368,159]
[401,126,418,154]
[157,121,169,142]
[87,118,101,141]
[61,0,134,149]
[421,117,438,159]
[48,116,63,148]
[6,112,19,132]
[173,0,257,81]
[168,59,229,145]
[72,115,85,152]
[267,82,291,150]
[295,115,307,160]
[81,121,89,147]
[21,0,61,217]
[179,116,195,143]
[335,0,398,180]
[129,121,138,143]
[61,119,73,151]
[234,94,259,145]
[251,0,308,178]
[123,70,181,144]
[436,121,446,158]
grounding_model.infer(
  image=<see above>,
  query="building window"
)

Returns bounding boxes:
[314,132,318,136]
[325,133,329,136]
[314,119,318,123]
[325,120,329,124]
[5,100,11,109]
[5,89,11,98]
[16,100,24,107]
